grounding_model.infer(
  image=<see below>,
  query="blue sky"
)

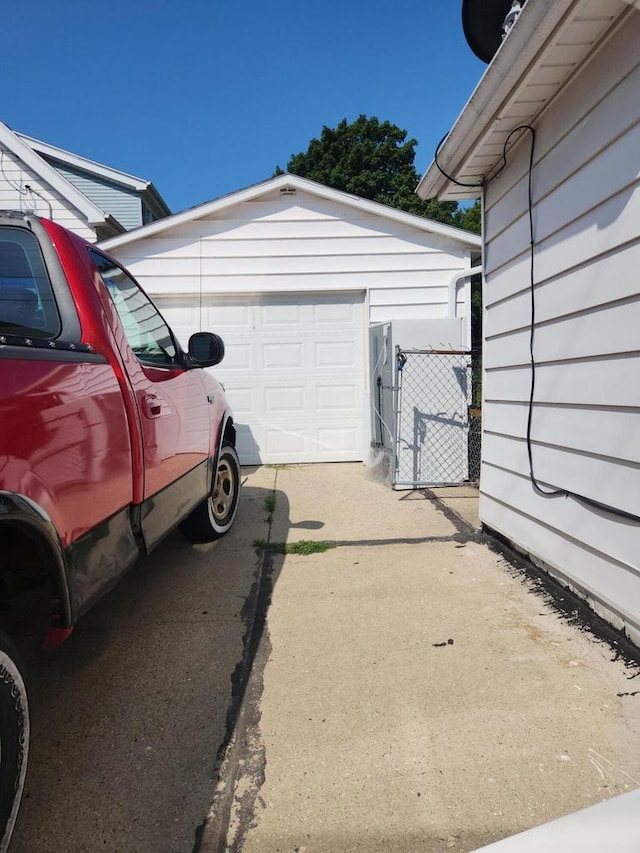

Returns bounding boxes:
[3,0,486,213]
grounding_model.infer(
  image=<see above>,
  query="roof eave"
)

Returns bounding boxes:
[17,132,154,191]
[143,183,172,218]
[417,0,583,201]
[0,121,108,226]
[100,173,480,251]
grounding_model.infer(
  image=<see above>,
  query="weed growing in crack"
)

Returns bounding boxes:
[252,539,336,556]
[264,493,276,523]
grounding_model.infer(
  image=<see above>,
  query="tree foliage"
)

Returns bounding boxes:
[454,200,481,234]
[275,115,480,233]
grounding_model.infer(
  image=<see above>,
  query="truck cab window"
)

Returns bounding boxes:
[90,250,177,366]
[0,227,61,338]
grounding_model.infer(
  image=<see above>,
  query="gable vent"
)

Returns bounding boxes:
[280,186,297,196]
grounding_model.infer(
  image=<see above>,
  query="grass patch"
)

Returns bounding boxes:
[287,540,336,555]
[253,539,336,556]
[264,492,277,523]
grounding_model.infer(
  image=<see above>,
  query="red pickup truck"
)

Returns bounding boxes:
[0,211,240,846]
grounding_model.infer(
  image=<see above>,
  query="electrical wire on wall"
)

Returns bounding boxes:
[434,125,640,524]
[1,148,54,219]
[22,184,52,219]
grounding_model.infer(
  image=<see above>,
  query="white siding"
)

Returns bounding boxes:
[108,187,475,465]
[111,189,472,328]
[481,15,640,643]
[0,145,96,240]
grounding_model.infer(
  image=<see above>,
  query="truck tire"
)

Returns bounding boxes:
[0,632,29,853]
[180,446,241,543]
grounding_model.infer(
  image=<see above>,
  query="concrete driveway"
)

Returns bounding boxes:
[199,464,640,853]
[10,463,640,852]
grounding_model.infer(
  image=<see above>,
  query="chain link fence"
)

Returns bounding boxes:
[393,349,481,487]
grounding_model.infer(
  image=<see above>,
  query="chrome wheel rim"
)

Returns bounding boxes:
[211,459,235,522]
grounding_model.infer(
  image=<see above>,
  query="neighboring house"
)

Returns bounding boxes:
[0,120,170,240]
[101,173,480,466]
[418,0,640,646]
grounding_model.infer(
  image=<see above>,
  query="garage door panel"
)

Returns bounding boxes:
[316,383,360,412]
[260,302,304,327]
[224,343,253,370]
[262,342,304,370]
[314,340,358,369]
[157,292,365,464]
[264,425,307,456]
[313,300,359,325]
[224,386,254,416]
[317,426,359,456]
[264,386,306,414]
[207,303,251,327]
[263,422,362,463]
[228,378,360,410]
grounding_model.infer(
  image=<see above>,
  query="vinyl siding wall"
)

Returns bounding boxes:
[0,145,96,240]
[52,162,143,230]
[480,16,640,643]
[110,189,473,329]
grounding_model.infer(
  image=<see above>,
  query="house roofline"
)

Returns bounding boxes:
[142,183,172,219]
[0,120,109,226]
[18,132,172,218]
[100,173,481,251]
[18,133,150,191]
[417,0,630,201]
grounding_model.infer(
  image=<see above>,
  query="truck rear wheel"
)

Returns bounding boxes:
[180,446,241,543]
[0,632,29,852]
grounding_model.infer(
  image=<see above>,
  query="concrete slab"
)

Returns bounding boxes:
[200,463,640,853]
[269,463,458,544]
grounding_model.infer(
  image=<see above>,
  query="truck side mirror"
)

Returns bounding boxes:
[188,332,225,367]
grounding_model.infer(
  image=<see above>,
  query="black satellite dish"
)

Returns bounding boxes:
[462,0,516,63]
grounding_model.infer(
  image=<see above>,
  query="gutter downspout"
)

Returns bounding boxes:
[448,264,482,318]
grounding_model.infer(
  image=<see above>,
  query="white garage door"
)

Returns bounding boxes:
[156,292,366,465]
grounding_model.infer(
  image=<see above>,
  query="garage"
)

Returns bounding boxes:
[101,174,479,465]
[155,291,365,465]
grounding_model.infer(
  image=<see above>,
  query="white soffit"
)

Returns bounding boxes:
[418,0,631,201]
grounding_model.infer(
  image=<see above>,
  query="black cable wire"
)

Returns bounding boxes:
[519,126,557,497]
[434,124,535,189]
[435,122,640,523]
[433,132,484,189]
[519,127,640,523]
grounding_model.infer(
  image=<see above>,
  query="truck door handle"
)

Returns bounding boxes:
[143,393,163,418]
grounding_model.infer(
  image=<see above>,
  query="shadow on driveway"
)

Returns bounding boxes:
[10,476,289,853]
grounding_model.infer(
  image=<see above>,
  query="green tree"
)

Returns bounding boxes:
[453,200,481,234]
[275,115,473,229]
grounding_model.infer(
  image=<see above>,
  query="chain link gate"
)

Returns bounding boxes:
[393,349,476,488]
